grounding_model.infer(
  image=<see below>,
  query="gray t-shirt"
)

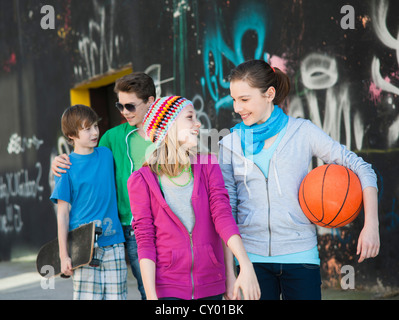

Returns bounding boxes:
[160,177,195,234]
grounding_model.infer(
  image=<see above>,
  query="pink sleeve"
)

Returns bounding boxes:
[206,155,241,245]
[128,171,157,263]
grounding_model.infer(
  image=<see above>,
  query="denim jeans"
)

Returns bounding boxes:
[239,263,321,300]
[123,225,146,300]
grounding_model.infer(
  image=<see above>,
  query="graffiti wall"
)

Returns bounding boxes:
[0,0,398,290]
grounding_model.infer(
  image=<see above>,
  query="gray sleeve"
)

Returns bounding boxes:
[305,120,378,191]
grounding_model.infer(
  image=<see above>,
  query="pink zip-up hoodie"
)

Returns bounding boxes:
[128,154,240,300]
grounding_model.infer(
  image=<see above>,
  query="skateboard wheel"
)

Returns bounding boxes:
[95,227,103,236]
[90,258,100,267]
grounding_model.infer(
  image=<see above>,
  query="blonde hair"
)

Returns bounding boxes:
[145,121,196,177]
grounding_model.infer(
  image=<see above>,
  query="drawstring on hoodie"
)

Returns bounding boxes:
[241,154,283,198]
[126,128,138,173]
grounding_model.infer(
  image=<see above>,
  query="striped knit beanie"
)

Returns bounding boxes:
[143,96,193,147]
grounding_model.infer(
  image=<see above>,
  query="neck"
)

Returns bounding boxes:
[256,104,275,125]
[136,123,146,138]
[73,145,94,155]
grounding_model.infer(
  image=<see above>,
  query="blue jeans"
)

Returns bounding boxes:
[241,263,321,300]
[123,226,146,300]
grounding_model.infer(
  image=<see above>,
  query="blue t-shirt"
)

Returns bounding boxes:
[50,147,125,247]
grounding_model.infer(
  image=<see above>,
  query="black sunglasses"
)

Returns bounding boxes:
[115,101,144,113]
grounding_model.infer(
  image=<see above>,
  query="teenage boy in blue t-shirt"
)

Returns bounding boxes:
[50,105,127,300]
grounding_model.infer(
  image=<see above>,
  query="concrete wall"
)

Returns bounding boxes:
[0,0,398,290]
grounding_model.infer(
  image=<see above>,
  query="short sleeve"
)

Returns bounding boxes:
[50,173,72,204]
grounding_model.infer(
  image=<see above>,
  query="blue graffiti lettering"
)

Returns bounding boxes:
[201,1,268,114]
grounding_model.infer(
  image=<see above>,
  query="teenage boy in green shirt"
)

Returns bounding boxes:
[51,72,156,299]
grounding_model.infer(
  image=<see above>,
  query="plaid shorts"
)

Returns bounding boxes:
[72,243,128,300]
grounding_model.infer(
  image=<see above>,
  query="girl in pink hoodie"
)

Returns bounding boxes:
[127,96,260,300]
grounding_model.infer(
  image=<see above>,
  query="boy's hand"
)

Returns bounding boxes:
[60,256,73,276]
[51,154,71,177]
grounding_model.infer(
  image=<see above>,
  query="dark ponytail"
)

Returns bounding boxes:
[272,67,291,105]
[229,60,291,106]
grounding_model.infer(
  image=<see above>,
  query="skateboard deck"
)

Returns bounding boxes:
[36,222,100,278]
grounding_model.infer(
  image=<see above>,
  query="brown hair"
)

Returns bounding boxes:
[61,105,100,145]
[114,72,156,102]
[229,60,291,105]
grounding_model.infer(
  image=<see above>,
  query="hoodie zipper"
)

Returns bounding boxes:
[253,162,272,256]
[265,178,272,256]
[189,233,195,299]
[157,166,197,300]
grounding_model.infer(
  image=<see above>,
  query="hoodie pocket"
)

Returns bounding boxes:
[287,211,313,226]
[195,244,225,285]
[157,249,191,286]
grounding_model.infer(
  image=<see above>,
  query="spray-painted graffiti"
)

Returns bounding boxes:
[1,0,399,288]
[7,134,44,155]
[201,1,268,114]
[2,52,16,73]
[369,0,399,248]
[292,53,359,155]
[0,162,44,234]
[144,64,175,99]
[198,2,375,246]
[199,2,364,158]
[1,131,45,235]
[200,4,363,156]
[48,136,72,216]
[371,0,399,148]
[74,0,122,79]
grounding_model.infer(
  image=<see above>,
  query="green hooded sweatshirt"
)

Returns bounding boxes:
[99,122,154,226]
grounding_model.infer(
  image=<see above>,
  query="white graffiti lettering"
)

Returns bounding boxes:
[371,0,399,147]
[75,0,121,79]
[0,162,44,234]
[7,133,44,155]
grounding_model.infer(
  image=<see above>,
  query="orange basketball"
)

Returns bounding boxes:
[298,164,363,228]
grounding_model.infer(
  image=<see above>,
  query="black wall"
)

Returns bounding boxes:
[1,0,398,289]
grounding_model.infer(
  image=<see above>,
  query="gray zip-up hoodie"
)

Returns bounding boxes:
[218,117,378,257]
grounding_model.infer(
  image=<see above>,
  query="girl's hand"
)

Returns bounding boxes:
[233,262,260,300]
[224,272,240,300]
[357,224,380,263]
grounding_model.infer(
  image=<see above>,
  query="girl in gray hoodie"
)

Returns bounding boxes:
[219,60,380,300]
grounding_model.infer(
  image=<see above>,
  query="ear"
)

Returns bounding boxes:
[265,86,276,101]
[147,96,155,105]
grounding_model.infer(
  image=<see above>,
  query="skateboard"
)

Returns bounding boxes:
[36,222,102,279]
